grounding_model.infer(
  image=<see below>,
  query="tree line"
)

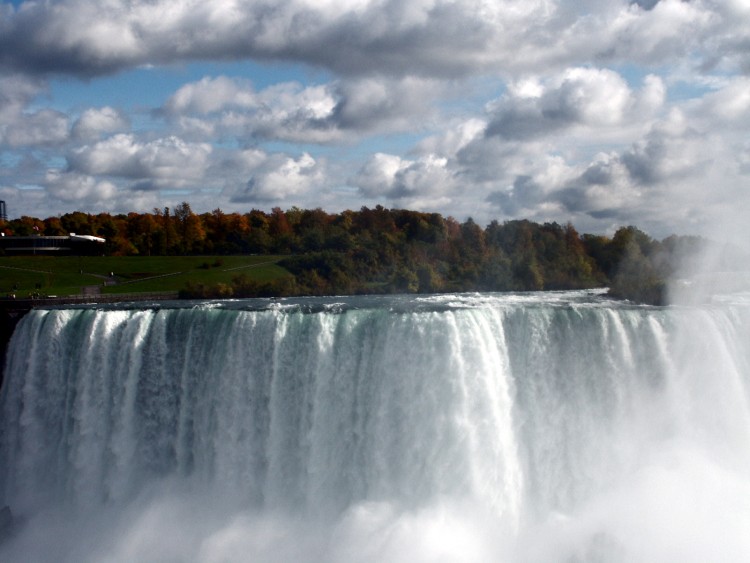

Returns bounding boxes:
[1,204,707,304]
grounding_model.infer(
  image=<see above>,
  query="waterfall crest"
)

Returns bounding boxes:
[2,291,750,562]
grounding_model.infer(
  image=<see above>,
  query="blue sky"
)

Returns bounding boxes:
[1,0,749,242]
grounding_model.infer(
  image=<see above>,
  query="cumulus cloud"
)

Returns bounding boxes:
[38,169,169,215]
[1,0,744,80]
[0,185,48,218]
[164,76,260,115]
[166,78,338,143]
[353,152,456,208]
[1,108,69,147]
[329,76,441,132]
[555,154,643,219]
[354,153,410,198]
[0,73,45,122]
[620,109,707,185]
[631,0,660,10]
[68,134,212,185]
[483,153,586,219]
[0,0,542,77]
[0,0,143,76]
[486,175,549,217]
[45,170,118,204]
[593,0,715,63]
[479,104,745,236]
[0,73,69,147]
[164,75,439,143]
[416,118,486,157]
[688,76,750,126]
[72,107,130,141]
[485,68,664,140]
[229,152,325,202]
[346,70,747,237]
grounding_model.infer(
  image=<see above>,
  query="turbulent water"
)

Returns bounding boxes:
[2,290,750,562]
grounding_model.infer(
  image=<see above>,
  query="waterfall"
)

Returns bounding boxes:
[2,291,750,562]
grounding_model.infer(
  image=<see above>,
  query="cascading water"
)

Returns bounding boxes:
[1,290,750,562]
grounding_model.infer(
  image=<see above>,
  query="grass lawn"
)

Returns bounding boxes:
[0,255,291,297]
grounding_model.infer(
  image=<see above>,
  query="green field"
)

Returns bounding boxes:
[0,255,290,297]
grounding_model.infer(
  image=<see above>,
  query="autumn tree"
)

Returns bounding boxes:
[173,202,206,254]
[43,217,66,235]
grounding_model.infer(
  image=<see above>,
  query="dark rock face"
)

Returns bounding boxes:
[0,305,29,390]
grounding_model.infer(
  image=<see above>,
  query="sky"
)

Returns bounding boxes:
[0,0,749,241]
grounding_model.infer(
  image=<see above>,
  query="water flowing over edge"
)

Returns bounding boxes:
[2,290,750,562]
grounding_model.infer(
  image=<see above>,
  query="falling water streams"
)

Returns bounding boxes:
[1,290,750,561]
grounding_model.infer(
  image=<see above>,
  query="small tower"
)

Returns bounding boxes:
[0,200,6,222]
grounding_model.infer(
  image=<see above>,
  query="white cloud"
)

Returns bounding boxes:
[220,148,270,175]
[2,108,69,147]
[45,170,118,204]
[560,153,641,215]
[165,75,439,143]
[0,74,45,122]
[0,74,69,147]
[690,76,750,125]
[164,76,259,115]
[230,152,325,202]
[3,0,741,79]
[478,105,746,237]
[485,68,664,140]
[416,118,487,157]
[72,107,130,141]
[333,76,441,131]
[353,152,456,207]
[354,153,409,197]
[166,78,339,142]
[621,120,706,184]
[636,74,667,116]
[342,71,749,238]
[68,134,212,184]
[602,0,715,62]
[40,169,166,216]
